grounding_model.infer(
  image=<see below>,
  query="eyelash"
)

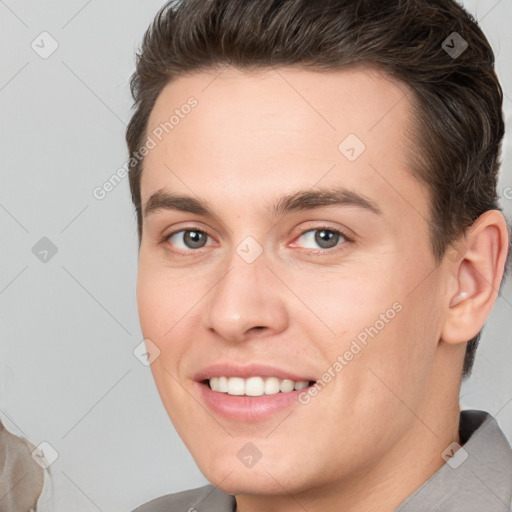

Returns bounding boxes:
[159,225,353,256]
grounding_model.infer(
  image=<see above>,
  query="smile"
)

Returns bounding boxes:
[194,363,318,421]
[207,376,314,396]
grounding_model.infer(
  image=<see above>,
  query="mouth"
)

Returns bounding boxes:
[204,376,316,396]
[194,364,318,421]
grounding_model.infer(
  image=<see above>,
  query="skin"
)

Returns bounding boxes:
[136,66,509,512]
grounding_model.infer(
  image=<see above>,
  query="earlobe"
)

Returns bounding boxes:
[441,210,509,345]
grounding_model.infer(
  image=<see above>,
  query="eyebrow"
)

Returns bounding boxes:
[143,186,382,220]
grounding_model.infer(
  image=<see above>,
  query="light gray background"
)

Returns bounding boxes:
[1,1,511,510]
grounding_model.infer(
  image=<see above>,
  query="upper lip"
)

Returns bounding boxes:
[194,363,316,382]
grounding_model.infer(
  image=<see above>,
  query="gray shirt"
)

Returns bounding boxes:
[133,410,512,511]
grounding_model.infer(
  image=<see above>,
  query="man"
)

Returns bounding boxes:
[127,0,512,510]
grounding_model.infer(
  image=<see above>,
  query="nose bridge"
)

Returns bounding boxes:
[204,241,287,341]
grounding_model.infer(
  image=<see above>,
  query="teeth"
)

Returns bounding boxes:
[245,376,264,396]
[208,376,310,396]
[264,377,280,395]
[280,379,295,392]
[227,377,245,396]
[218,376,228,392]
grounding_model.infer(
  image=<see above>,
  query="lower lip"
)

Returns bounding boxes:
[196,381,310,422]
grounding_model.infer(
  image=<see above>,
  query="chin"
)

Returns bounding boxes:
[208,469,302,496]
[194,450,313,497]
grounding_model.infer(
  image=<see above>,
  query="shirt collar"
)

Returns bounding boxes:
[395,409,512,511]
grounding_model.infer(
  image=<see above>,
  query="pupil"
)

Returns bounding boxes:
[315,229,339,249]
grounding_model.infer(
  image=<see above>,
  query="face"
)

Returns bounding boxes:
[137,66,452,496]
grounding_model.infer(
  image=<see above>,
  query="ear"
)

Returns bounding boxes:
[441,210,510,344]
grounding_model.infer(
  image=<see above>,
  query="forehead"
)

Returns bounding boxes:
[141,65,427,222]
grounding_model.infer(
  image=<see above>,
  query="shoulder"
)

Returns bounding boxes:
[132,484,236,512]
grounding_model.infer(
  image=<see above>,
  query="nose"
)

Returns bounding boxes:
[203,249,289,343]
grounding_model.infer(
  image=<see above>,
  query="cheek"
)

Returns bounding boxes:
[136,266,195,417]
[348,282,443,405]
[136,272,168,337]
[136,259,198,337]
[309,269,402,348]
[313,257,438,394]
[136,260,212,382]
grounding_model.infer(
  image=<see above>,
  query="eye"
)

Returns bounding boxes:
[160,226,351,254]
[164,229,213,251]
[292,227,350,251]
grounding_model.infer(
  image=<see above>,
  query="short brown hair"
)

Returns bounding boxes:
[126,0,510,380]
